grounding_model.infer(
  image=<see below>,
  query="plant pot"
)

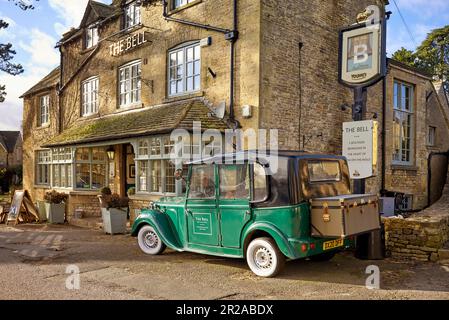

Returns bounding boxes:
[37,200,47,222]
[102,207,127,235]
[45,202,66,224]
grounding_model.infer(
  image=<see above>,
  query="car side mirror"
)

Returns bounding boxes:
[174,169,184,181]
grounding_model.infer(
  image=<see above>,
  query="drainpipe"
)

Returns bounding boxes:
[57,45,64,134]
[162,0,240,129]
[381,76,387,195]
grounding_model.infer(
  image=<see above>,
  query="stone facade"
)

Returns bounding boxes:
[20,0,449,223]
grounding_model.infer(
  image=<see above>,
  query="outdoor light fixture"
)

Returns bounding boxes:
[107,147,115,161]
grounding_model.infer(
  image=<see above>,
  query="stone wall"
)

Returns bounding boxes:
[384,215,449,261]
[128,197,154,225]
[66,193,102,220]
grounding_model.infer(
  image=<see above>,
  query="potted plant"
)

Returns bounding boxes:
[98,187,112,209]
[101,193,129,235]
[127,187,136,197]
[44,190,68,224]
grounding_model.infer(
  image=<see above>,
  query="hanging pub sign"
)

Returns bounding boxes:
[109,31,148,57]
[338,18,386,88]
[342,120,378,179]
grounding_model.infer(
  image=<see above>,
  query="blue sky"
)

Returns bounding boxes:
[0,0,448,131]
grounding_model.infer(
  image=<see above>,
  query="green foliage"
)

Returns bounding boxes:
[106,194,130,209]
[392,25,449,95]
[44,190,68,204]
[127,187,136,196]
[100,186,112,195]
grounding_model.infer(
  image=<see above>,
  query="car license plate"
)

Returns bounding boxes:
[323,239,344,251]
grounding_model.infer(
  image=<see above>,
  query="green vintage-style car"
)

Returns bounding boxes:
[131,151,379,277]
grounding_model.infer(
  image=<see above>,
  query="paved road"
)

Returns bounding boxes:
[0,224,448,300]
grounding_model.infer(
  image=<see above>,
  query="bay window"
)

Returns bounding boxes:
[75,147,107,190]
[52,148,73,188]
[168,42,201,96]
[119,60,141,107]
[136,136,177,194]
[81,77,99,116]
[393,81,415,165]
[36,150,51,185]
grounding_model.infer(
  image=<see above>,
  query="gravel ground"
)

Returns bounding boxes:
[0,224,448,300]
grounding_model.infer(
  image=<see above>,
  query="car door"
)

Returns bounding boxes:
[218,163,252,248]
[185,164,220,246]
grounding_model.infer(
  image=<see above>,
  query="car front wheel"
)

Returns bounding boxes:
[246,237,285,277]
[137,225,166,255]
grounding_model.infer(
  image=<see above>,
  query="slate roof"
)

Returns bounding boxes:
[0,131,20,153]
[43,99,229,147]
[20,67,60,98]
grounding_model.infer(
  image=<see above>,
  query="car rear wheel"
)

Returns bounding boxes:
[246,237,285,277]
[137,225,166,255]
[309,251,336,262]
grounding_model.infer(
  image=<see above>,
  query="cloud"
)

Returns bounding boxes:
[19,28,59,67]
[0,14,17,41]
[48,0,110,36]
[394,0,448,18]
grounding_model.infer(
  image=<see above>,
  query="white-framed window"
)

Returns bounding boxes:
[85,24,99,49]
[124,1,141,29]
[119,60,141,107]
[173,0,195,9]
[168,42,201,96]
[428,126,436,146]
[51,148,73,188]
[39,95,50,126]
[75,147,107,190]
[82,77,99,116]
[36,150,51,185]
[136,136,177,194]
[399,195,413,211]
[393,81,415,165]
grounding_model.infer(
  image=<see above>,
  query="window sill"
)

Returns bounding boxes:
[80,46,97,55]
[36,124,50,130]
[81,113,100,120]
[390,164,419,172]
[164,91,204,103]
[116,103,144,113]
[69,190,101,196]
[168,0,203,15]
[34,185,51,189]
[119,24,144,36]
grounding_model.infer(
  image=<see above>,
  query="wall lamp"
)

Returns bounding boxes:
[107,146,115,161]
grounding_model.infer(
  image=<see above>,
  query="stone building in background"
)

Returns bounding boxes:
[0,131,22,169]
[20,0,449,222]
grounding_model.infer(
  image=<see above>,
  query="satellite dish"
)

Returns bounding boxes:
[212,101,226,120]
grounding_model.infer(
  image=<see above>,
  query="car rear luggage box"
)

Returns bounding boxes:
[310,194,380,238]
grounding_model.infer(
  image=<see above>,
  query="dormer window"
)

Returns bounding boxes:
[124,2,141,29]
[85,24,99,49]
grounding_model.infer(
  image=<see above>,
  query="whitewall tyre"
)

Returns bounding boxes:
[246,237,285,277]
[137,225,166,255]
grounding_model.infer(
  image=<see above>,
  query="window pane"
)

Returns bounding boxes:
[308,161,341,183]
[138,161,148,192]
[189,165,215,199]
[219,165,250,199]
[150,160,162,193]
[92,148,106,161]
[165,160,176,193]
[253,163,268,202]
[76,164,91,189]
[92,164,106,189]
[76,148,90,161]
[150,137,161,155]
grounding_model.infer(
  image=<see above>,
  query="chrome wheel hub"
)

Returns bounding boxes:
[143,231,158,249]
[254,247,273,269]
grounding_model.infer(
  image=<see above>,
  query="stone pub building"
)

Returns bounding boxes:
[21,0,449,222]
